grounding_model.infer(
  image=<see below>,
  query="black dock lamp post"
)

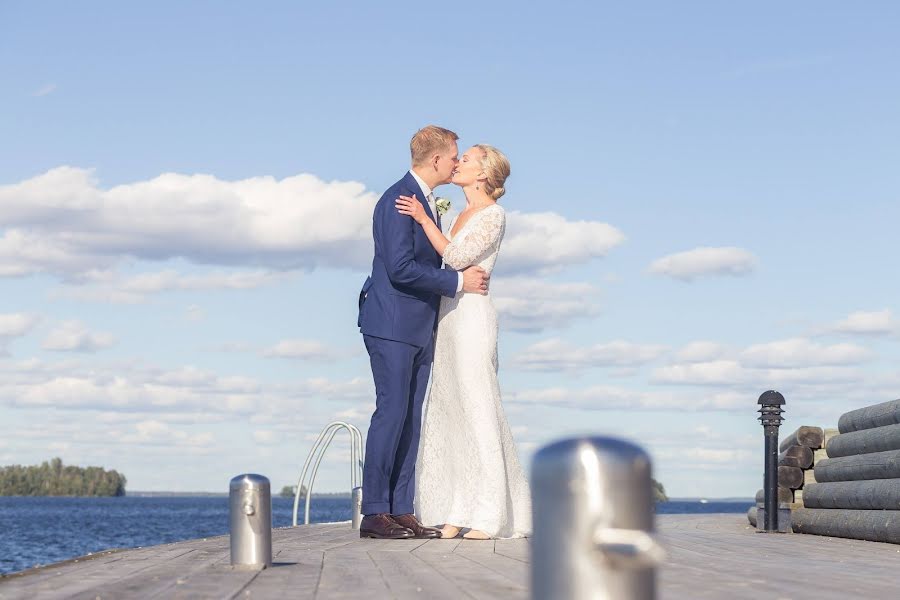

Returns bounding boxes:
[758,390,785,532]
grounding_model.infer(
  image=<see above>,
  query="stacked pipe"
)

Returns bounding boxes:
[792,399,900,543]
[747,425,827,527]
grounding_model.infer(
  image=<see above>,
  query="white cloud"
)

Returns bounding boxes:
[42,321,116,352]
[0,358,373,421]
[657,446,753,464]
[57,269,296,303]
[651,359,863,387]
[0,167,378,277]
[506,385,748,412]
[122,270,289,294]
[740,338,871,369]
[512,338,666,372]
[263,339,340,361]
[0,167,624,281]
[499,212,625,275]
[185,305,205,322]
[651,360,747,386]
[649,246,757,281]
[0,313,40,356]
[252,430,279,445]
[675,341,729,363]
[292,377,372,400]
[130,420,214,447]
[832,309,898,336]
[0,229,103,277]
[32,83,57,97]
[641,334,875,394]
[0,313,40,338]
[492,278,601,332]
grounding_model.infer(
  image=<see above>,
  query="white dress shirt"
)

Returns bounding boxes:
[409,170,464,294]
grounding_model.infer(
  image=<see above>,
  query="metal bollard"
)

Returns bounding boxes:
[757,390,786,532]
[229,474,273,569]
[351,486,363,530]
[531,437,665,600]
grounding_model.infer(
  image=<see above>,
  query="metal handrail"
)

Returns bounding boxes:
[292,421,364,527]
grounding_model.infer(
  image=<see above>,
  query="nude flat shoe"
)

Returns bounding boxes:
[438,524,461,539]
[462,528,491,540]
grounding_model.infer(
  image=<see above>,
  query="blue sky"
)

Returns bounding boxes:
[2,2,899,497]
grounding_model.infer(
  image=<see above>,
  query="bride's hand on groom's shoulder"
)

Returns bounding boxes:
[396,195,426,224]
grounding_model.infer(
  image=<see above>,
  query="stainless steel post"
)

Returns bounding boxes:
[351,486,363,530]
[229,474,272,569]
[531,437,665,600]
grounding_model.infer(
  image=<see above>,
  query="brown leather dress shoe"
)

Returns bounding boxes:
[360,513,415,539]
[391,513,442,539]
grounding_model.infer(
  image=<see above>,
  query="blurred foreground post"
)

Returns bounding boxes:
[531,437,664,600]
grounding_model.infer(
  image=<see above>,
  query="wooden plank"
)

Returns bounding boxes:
[237,550,324,599]
[0,542,209,598]
[168,567,260,600]
[664,509,900,600]
[69,526,343,599]
[658,515,900,599]
[315,542,395,599]
[455,540,529,586]
[814,448,828,463]
[412,538,527,600]
[69,547,231,600]
[368,547,470,600]
[493,538,530,563]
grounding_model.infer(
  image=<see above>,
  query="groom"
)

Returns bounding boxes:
[357,125,489,539]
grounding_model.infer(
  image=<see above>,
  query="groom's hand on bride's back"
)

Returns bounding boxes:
[462,266,489,295]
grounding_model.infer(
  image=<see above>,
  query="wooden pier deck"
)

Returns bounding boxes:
[1,514,898,599]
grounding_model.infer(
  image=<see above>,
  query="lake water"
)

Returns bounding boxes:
[0,496,752,575]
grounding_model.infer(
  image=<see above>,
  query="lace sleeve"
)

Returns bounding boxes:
[443,206,505,270]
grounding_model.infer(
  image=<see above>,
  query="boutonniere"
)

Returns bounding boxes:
[435,197,451,217]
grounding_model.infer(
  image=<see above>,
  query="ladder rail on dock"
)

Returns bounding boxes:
[292,421,364,527]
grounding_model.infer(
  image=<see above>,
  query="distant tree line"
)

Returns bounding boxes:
[653,478,668,502]
[0,458,127,497]
[280,484,307,498]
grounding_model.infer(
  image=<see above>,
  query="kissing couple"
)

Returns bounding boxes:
[357,125,531,540]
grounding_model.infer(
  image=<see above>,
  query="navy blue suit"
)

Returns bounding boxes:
[358,172,458,516]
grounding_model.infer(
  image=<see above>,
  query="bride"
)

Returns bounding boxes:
[395,144,531,540]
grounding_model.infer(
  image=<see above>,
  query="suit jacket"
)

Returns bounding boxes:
[358,172,459,347]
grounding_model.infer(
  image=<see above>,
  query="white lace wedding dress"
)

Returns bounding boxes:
[414,203,532,539]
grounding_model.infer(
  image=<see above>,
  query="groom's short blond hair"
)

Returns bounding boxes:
[410,125,459,166]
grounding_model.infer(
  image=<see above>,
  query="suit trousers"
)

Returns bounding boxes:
[361,334,433,516]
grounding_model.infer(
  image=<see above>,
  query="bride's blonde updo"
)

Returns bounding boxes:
[475,144,510,201]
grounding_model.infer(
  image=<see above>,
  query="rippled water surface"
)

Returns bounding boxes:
[0,496,752,575]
